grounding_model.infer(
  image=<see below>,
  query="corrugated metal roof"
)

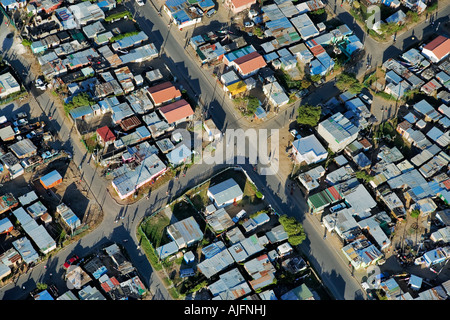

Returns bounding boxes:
[40,170,62,187]
[208,178,243,206]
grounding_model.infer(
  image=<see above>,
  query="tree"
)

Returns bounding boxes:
[253,27,264,38]
[36,282,48,291]
[355,170,373,182]
[297,103,321,127]
[335,72,364,94]
[300,79,311,89]
[410,209,420,218]
[22,39,32,46]
[64,92,94,114]
[310,74,322,83]
[279,214,306,246]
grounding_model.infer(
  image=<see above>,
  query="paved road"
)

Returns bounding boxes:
[324,0,450,79]
[0,3,364,300]
[2,2,447,300]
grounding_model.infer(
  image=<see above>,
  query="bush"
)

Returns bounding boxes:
[297,103,321,127]
[105,10,132,22]
[300,79,311,89]
[253,27,264,37]
[356,170,373,182]
[110,31,140,43]
[335,72,364,94]
[64,92,94,114]
[22,39,32,46]
[279,214,306,246]
[410,209,420,218]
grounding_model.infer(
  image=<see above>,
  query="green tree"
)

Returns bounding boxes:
[253,27,264,38]
[310,74,322,83]
[355,170,373,182]
[410,209,420,218]
[297,103,321,127]
[279,214,306,246]
[64,92,94,114]
[22,39,32,46]
[300,79,311,89]
[336,72,364,94]
[36,283,48,291]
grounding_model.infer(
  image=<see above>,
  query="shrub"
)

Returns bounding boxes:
[297,104,321,127]
[22,39,32,46]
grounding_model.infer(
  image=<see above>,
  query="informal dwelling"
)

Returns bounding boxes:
[158,99,194,125]
[224,0,256,14]
[291,135,328,165]
[208,178,244,208]
[40,170,63,189]
[147,82,182,106]
[167,216,203,249]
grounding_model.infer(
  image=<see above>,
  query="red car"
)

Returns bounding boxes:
[63,255,79,269]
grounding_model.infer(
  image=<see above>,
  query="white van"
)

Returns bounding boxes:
[206,9,216,17]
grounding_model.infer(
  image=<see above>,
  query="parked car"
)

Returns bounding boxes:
[206,9,216,17]
[26,131,36,139]
[136,0,144,6]
[296,88,309,98]
[13,118,28,127]
[290,129,301,139]
[13,112,27,121]
[358,93,373,105]
[35,78,46,90]
[41,151,52,159]
[63,255,80,269]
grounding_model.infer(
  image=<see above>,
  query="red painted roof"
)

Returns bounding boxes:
[101,282,111,293]
[443,180,450,190]
[423,36,450,60]
[159,99,194,124]
[147,81,181,105]
[96,126,116,142]
[110,277,120,286]
[233,51,266,75]
[327,186,342,201]
[230,0,255,9]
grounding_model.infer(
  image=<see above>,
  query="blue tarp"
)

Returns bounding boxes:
[93,266,108,279]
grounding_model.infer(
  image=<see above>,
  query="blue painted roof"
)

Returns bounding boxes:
[1,0,17,7]
[40,170,62,187]
[34,290,54,300]
[254,106,267,119]
[197,0,214,9]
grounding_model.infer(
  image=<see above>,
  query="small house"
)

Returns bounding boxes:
[96,126,116,147]
[40,170,63,189]
[208,178,244,208]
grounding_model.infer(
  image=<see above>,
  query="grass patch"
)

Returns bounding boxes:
[141,211,171,248]
[375,91,398,101]
[137,226,163,271]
